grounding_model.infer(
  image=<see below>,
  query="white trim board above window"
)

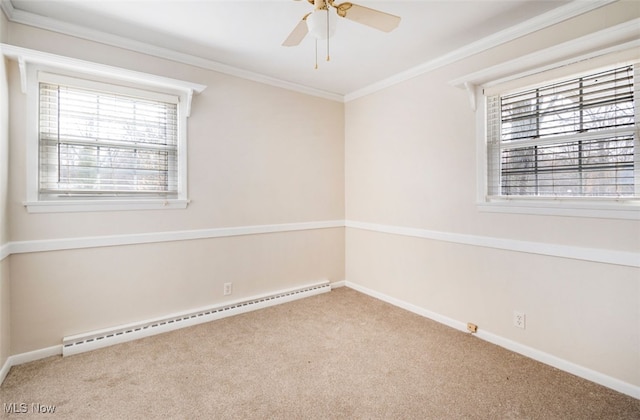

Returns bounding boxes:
[1,44,206,213]
[449,19,640,94]
[0,44,206,112]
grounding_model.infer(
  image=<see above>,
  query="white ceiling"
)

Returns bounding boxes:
[5,0,578,98]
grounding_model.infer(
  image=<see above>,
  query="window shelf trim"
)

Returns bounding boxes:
[23,199,190,214]
[0,44,206,115]
[449,18,640,97]
[477,199,640,220]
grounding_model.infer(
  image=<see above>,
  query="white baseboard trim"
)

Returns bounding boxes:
[0,281,332,384]
[0,357,10,385]
[0,345,62,385]
[2,282,638,399]
[8,345,62,366]
[345,281,469,332]
[344,280,640,400]
[62,280,331,357]
[345,220,640,268]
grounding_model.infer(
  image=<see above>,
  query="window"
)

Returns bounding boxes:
[488,65,637,197]
[1,44,207,213]
[482,63,639,218]
[38,74,180,201]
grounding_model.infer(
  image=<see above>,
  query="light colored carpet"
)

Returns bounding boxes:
[1,287,639,419]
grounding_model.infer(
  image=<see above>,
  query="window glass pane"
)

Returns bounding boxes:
[38,81,178,198]
[496,65,636,198]
[501,66,634,142]
[500,136,635,196]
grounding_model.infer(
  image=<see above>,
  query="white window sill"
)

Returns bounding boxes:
[478,198,640,220]
[24,199,190,213]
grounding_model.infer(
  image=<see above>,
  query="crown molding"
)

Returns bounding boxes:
[0,0,344,103]
[0,43,207,96]
[449,19,640,91]
[0,0,14,20]
[0,0,618,103]
[344,0,618,102]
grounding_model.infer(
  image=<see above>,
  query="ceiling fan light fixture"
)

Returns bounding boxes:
[282,0,400,69]
[306,9,337,40]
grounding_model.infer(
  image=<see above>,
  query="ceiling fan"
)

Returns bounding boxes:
[282,0,401,66]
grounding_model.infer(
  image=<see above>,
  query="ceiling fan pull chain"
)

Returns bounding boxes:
[326,8,331,62]
[315,38,318,69]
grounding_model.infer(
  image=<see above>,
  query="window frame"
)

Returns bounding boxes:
[5,46,207,213]
[37,72,182,203]
[474,62,640,221]
[444,21,640,221]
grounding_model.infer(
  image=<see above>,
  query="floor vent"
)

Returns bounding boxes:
[62,280,331,357]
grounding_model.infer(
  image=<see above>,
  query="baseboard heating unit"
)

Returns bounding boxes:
[62,280,331,357]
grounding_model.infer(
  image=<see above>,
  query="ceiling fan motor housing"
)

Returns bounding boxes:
[306,9,338,40]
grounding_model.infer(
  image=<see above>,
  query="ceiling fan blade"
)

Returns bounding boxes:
[282,14,311,46]
[335,2,400,32]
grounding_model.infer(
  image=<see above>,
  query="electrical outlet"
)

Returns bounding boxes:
[223,283,232,296]
[513,311,526,329]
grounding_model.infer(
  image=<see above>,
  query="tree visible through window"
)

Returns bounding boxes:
[38,80,179,199]
[489,65,637,197]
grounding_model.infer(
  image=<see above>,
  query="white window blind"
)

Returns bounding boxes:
[38,80,179,199]
[487,65,638,198]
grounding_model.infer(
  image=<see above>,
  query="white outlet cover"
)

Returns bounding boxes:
[513,311,526,329]
[223,283,232,295]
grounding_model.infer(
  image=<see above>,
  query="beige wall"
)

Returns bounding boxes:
[10,229,344,353]
[2,0,639,396]
[0,259,8,370]
[6,23,345,353]
[7,25,345,240]
[0,7,8,246]
[345,2,640,388]
[0,9,11,370]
